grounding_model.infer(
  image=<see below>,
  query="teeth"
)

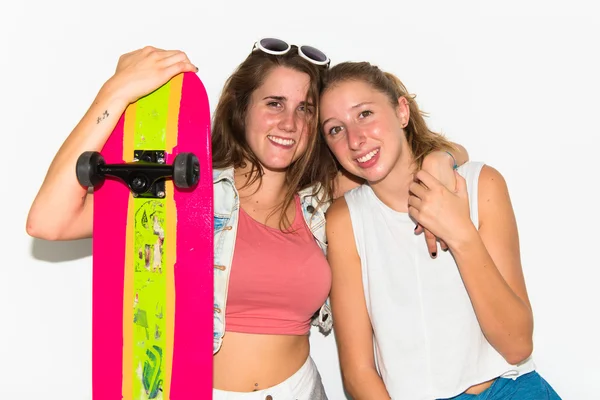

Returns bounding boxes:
[268,136,295,146]
[357,149,379,163]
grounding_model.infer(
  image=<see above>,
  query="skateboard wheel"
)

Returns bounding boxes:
[173,153,200,188]
[76,151,105,187]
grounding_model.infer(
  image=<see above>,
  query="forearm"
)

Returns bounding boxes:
[451,229,534,364]
[27,85,128,239]
[343,368,391,400]
[333,169,364,199]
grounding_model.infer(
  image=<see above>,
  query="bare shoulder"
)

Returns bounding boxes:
[478,164,511,203]
[477,165,516,228]
[325,196,355,237]
[325,196,360,266]
[326,195,350,221]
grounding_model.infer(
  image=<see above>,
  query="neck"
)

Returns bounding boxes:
[234,162,289,209]
[369,152,416,212]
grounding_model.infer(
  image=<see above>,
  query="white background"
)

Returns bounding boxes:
[1,1,598,399]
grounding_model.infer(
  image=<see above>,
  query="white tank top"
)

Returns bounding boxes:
[344,162,535,399]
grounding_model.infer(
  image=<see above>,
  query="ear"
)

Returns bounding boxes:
[396,96,410,127]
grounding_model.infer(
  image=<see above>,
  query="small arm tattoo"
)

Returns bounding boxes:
[96,110,110,124]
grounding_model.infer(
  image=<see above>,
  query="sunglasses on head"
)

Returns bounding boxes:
[252,37,330,68]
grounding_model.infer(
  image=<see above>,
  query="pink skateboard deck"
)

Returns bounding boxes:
[76,72,213,399]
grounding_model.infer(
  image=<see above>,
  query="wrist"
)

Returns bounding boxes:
[98,78,131,110]
[444,150,458,170]
[422,150,456,170]
[447,223,480,255]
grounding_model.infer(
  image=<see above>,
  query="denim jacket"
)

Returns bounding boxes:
[213,168,333,354]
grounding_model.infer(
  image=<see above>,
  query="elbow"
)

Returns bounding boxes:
[503,339,534,365]
[341,366,375,398]
[26,214,62,241]
[26,222,57,241]
[459,143,469,163]
[505,350,533,366]
[341,373,360,399]
[497,309,535,366]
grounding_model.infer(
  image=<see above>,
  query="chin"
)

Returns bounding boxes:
[259,159,295,173]
[350,165,391,184]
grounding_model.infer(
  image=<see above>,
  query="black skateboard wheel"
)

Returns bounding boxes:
[173,153,200,189]
[76,151,106,187]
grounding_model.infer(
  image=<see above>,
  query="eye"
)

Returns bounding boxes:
[267,101,282,109]
[359,110,373,118]
[298,105,315,115]
[328,126,344,136]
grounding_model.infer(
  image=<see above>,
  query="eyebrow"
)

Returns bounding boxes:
[351,101,375,109]
[321,117,334,128]
[263,95,286,101]
[263,96,315,108]
[321,101,375,127]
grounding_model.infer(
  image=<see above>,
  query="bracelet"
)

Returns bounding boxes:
[445,150,458,170]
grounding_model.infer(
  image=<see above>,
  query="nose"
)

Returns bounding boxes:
[278,109,297,133]
[347,126,366,150]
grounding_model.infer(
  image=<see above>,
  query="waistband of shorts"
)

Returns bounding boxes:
[213,355,317,397]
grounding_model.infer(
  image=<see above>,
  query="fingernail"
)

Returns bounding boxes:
[431,252,437,258]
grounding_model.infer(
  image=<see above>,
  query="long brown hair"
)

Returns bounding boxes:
[321,61,456,169]
[212,46,337,228]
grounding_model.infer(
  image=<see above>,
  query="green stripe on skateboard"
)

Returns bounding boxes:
[131,82,170,399]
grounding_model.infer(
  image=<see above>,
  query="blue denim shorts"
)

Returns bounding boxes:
[442,371,561,400]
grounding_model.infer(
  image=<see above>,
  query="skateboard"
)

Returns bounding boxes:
[76,71,213,399]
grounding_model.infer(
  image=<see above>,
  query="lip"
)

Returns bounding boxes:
[354,148,380,168]
[267,135,296,149]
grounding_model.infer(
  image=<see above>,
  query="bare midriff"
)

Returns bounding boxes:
[213,332,309,392]
[464,378,495,394]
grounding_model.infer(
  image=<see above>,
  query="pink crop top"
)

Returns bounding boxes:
[225,195,331,335]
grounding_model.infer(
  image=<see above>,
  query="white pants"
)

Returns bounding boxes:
[212,356,328,400]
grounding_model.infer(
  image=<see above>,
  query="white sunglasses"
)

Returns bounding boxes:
[252,37,330,67]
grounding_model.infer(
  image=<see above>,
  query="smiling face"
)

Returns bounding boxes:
[320,79,410,183]
[244,66,314,173]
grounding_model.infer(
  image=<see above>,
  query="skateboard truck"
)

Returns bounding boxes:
[76,150,200,198]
